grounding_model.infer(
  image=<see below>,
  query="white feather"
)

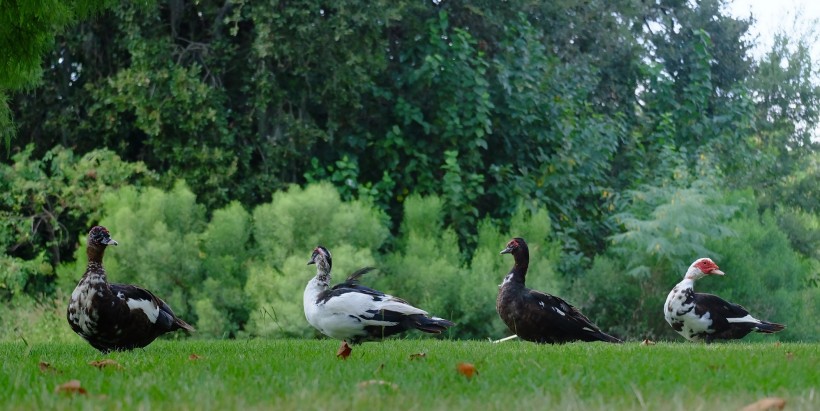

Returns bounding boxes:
[126,298,160,323]
[664,279,713,342]
[726,315,761,324]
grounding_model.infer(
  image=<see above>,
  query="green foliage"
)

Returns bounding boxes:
[1,145,151,299]
[577,178,737,339]
[489,15,621,261]
[2,0,819,344]
[0,294,76,344]
[774,206,820,260]
[706,211,817,341]
[245,183,389,338]
[0,253,52,302]
[379,195,562,340]
[1,0,114,148]
[194,202,252,338]
[380,194,463,334]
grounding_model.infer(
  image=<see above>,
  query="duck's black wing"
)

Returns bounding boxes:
[517,289,621,343]
[110,283,194,333]
[316,267,404,304]
[693,292,784,341]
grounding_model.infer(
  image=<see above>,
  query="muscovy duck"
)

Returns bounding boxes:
[67,226,194,352]
[497,238,621,343]
[664,258,785,343]
[304,246,455,356]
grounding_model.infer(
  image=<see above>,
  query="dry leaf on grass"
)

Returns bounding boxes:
[641,339,656,346]
[409,352,427,360]
[189,353,202,361]
[457,362,477,379]
[336,342,352,360]
[89,359,123,370]
[740,397,786,411]
[38,361,60,374]
[55,380,87,395]
[357,380,398,390]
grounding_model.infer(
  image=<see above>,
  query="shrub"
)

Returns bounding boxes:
[706,211,816,341]
[245,183,389,338]
[193,201,252,338]
[574,179,736,340]
[380,195,562,340]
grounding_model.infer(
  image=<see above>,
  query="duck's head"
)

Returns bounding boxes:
[684,257,724,280]
[308,246,332,273]
[500,237,528,256]
[88,226,118,248]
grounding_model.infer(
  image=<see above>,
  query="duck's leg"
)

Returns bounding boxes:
[336,340,352,359]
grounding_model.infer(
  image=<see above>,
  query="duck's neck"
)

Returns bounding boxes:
[83,245,109,283]
[505,250,529,285]
[676,278,695,291]
[312,270,331,289]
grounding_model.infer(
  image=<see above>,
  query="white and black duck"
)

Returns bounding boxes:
[304,246,455,355]
[67,226,194,352]
[664,258,785,343]
[497,238,621,344]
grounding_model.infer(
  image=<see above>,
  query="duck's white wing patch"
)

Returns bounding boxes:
[126,298,160,323]
[726,314,761,324]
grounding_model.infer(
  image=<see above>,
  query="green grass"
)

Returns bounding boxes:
[1,339,817,410]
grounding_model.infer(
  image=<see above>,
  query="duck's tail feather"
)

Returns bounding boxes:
[412,315,455,334]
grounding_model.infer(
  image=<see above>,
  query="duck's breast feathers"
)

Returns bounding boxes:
[692,292,750,320]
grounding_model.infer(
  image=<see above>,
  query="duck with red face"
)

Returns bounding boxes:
[664,258,785,343]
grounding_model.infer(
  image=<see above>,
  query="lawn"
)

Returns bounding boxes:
[1,339,817,410]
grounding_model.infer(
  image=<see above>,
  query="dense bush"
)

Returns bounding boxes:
[245,183,390,338]
[1,179,815,343]
[375,195,562,340]
[574,187,818,341]
[706,211,817,341]
[573,179,739,339]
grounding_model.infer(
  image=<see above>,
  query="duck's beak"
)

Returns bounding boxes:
[307,253,317,265]
[500,246,513,255]
[710,269,725,275]
[103,238,118,246]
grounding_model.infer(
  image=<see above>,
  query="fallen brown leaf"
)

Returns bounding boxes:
[457,362,477,379]
[641,339,656,346]
[357,380,398,390]
[89,359,123,370]
[409,352,427,360]
[740,397,786,411]
[189,353,202,360]
[38,361,60,374]
[336,341,352,360]
[55,380,87,395]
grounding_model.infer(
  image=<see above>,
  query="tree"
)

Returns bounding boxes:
[0,0,114,149]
